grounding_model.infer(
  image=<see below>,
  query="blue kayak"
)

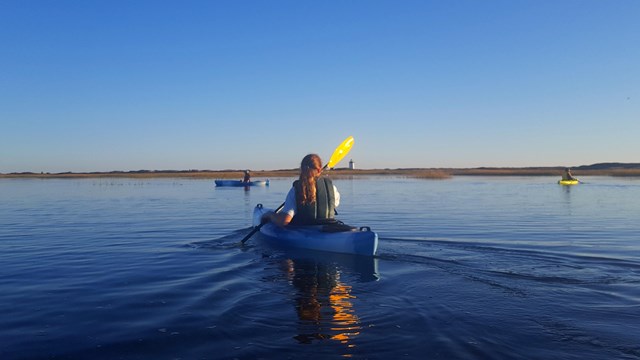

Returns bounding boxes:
[252,204,378,256]
[215,179,269,187]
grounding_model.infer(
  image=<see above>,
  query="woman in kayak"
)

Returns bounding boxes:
[261,154,340,227]
[562,168,577,181]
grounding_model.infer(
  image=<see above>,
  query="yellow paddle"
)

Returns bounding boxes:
[240,135,355,244]
[325,135,354,170]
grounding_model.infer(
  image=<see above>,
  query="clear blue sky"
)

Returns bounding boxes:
[1,0,638,173]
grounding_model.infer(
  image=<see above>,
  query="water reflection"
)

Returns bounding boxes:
[560,182,574,216]
[278,253,378,352]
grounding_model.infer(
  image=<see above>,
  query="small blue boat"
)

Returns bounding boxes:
[215,179,269,187]
[252,204,378,256]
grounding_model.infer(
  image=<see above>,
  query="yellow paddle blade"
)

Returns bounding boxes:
[326,136,354,169]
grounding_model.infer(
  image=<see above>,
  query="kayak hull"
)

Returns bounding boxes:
[252,205,378,256]
[215,179,269,187]
[558,179,579,185]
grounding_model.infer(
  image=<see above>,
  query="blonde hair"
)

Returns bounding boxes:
[299,154,322,204]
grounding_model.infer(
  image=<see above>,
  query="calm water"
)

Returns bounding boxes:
[1,176,639,359]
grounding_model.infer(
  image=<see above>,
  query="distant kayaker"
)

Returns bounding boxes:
[562,168,576,181]
[261,154,340,227]
[242,170,251,183]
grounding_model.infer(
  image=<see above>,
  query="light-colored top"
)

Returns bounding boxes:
[281,185,340,218]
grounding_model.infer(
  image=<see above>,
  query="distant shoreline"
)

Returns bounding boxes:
[2,164,640,179]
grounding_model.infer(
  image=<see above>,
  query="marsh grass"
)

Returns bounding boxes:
[3,167,640,179]
[609,169,640,177]
[327,169,451,179]
[0,170,298,179]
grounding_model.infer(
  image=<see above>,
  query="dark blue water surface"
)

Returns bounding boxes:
[1,176,639,359]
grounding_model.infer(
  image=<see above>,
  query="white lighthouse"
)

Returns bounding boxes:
[348,159,355,170]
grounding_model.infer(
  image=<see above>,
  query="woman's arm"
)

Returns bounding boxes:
[261,187,296,227]
[262,211,292,227]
